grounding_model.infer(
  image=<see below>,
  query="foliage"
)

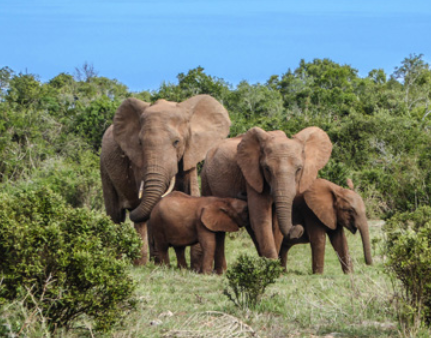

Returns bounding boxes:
[393,53,431,118]
[153,66,231,103]
[2,55,431,221]
[0,187,141,331]
[223,254,282,310]
[384,206,431,330]
[72,95,119,152]
[27,149,103,210]
[0,66,14,97]
[2,55,431,336]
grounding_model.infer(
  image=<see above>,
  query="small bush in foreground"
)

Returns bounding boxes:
[223,254,282,310]
[0,187,141,331]
[384,206,431,332]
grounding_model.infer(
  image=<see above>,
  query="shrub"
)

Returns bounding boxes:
[384,206,431,329]
[0,187,141,331]
[223,254,282,310]
[72,95,118,152]
[29,149,103,210]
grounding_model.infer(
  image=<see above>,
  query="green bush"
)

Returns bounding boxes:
[72,95,118,152]
[0,187,141,331]
[223,254,282,310]
[29,149,103,210]
[384,206,431,328]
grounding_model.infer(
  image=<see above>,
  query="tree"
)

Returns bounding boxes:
[6,73,43,107]
[276,59,360,115]
[0,66,14,98]
[227,81,283,119]
[48,72,75,90]
[154,67,231,103]
[392,54,431,119]
[74,62,99,83]
[368,68,387,84]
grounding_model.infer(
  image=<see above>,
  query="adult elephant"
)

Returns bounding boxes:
[100,95,231,264]
[201,126,332,260]
[279,179,373,274]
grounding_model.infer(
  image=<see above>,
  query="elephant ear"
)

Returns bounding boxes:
[180,95,231,171]
[113,98,150,168]
[201,201,240,233]
[237,127,269,193]
[292,127,332,194]
[303,179,337,230]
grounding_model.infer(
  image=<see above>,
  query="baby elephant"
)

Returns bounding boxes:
[280,179,372,274]
[148,191,248,274]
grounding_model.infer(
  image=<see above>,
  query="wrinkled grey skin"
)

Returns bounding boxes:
[100,95,230,264]
[201,126,332,260]
[148,191,249,274]
[280,179,373,274]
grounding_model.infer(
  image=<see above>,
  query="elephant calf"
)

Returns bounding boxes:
[280,179,372,274]
[148,191,249,274]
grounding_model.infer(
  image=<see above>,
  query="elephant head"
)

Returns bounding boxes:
[201,199,249,232]
[236,126,332,239]
[113,95,230,223]
[303,178,373,265]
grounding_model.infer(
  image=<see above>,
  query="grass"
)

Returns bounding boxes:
[5,221,426,337]
[104,221,398,337]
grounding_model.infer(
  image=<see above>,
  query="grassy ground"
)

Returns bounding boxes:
[80,220,402,338]
[12,221,419,337]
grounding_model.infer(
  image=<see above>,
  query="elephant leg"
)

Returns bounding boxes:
[245,226,260,255]
[246,184,277,259]
[190,246,203,272]
[306,217,327,274]
[148,225,156,262]
[214,232,227,275]
[328,227,352,274]
[182,166,204,271]
[198,232,216,274]
[159,247,170,266]
[200,167,212,197]
[279,243,293,271]
[174,246,188,269]
[101,166,126,224]
[134,221,149,266]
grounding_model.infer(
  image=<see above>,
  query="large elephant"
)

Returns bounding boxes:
[279,178,373,274]
[148,191,249,274]
[201,126,332,260]
[100,95,231,264]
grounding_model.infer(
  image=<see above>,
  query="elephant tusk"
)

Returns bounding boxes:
[161,176,176,198]
[138,181,144,199]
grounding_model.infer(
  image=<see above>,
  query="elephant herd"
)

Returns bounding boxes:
[100,94,372,275]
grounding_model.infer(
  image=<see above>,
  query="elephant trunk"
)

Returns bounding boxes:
[273,177,296,237]
[359,217,373,265]
[130,170,167,223]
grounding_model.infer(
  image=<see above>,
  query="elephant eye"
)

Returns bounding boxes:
[173,139,180,147]
[264,166,271,173]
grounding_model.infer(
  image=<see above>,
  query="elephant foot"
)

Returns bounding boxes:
[287,224,305,240]
[133,254,148,266]
[190,243,203,272]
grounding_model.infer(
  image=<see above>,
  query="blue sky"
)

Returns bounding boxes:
[2,0,431,91]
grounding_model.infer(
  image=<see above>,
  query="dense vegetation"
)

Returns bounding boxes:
[0,188,141,332]
[2,55,431,218]
[385,206,431,331]
[1,54,431,334]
